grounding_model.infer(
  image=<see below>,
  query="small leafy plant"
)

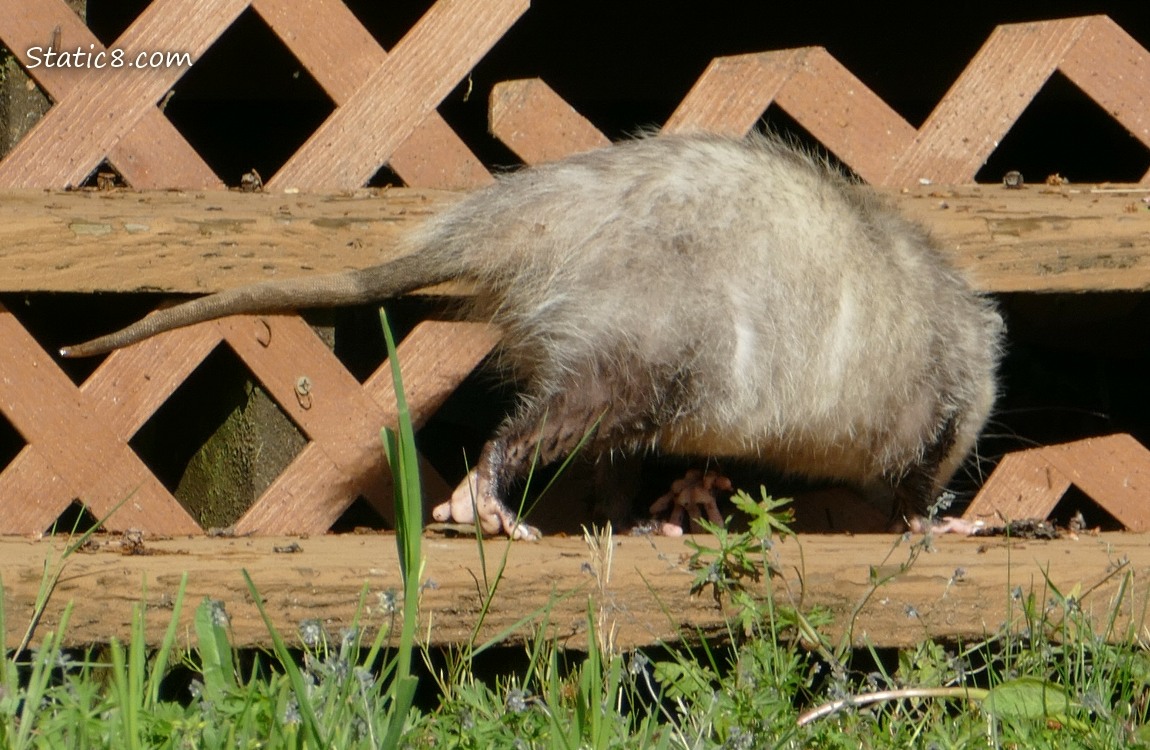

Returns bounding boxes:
[684,487,795,605]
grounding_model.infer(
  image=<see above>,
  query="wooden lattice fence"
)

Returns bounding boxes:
[0,3,1148,536]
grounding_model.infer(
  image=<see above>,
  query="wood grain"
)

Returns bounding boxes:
[269,0,529,190]
[489,79,610,165]
[0,188,456,293]
[2,532,1146,651]
[1058,16,1150,185]
[0,0,247,188]
[0,0,223,188]
[965,434,1150,532]
[664,51,793,137]
[251,0,493,190]
[664,49,918,186]
[1,184,1146,294]
[964,449,1074,528]
[220,313,400,533]
[887,18,1090,186]
[0,304,201,534]
[771,47,917,185]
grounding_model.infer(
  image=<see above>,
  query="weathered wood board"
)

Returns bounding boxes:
[0,188,462,295]
[0,184,1147,295]
[2,531,1145,652]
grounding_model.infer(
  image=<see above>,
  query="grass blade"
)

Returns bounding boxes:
[193,598,236,705]
[18,493,131,654]
[109,637,140,750]
[378,307,423,748]
[146,572,188,707]
[242,570,328,748]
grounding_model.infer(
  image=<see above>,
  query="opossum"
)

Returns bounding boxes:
[62,133,1004,539]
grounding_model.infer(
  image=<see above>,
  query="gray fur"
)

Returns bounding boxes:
[63,133,1003,533]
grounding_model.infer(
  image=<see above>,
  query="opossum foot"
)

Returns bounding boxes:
[431,468,541,541]
[649,469,732,536]
[906,515,985,536]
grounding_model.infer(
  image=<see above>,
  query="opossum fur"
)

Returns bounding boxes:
[63,133,1004,538]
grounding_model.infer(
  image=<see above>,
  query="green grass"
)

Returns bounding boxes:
[5,511,1150,749]
[5,517,1150,748]
[3,312,1149,748]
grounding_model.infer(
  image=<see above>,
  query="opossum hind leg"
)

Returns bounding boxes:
[436,464,541,540]
[432,382,651,540]
[648,469,732,537]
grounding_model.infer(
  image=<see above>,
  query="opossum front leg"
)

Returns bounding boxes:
[893,467,981,534]
[892,415,983,535]
[648,469,731,536]
[905,515,983,535]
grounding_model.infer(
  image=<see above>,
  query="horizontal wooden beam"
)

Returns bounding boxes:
[0,185,1147,295]
[0,188,463,296]
[3,532,1145,651]
[898,184,1150,293]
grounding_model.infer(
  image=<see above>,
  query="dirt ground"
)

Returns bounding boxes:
[2,529,1147,652]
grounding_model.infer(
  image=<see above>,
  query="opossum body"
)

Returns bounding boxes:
[63,134,1003,539]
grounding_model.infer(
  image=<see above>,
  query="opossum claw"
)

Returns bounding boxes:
[432,468,541,541]
[649,469,732,536]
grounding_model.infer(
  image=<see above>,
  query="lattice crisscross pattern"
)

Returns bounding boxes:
[0,0,526,188]
[0,7,1146,534]
[492,15,1149,185]
[0,0,525,533]
[0,300,495,534]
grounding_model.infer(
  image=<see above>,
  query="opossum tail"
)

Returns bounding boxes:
[59,252,456,358]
